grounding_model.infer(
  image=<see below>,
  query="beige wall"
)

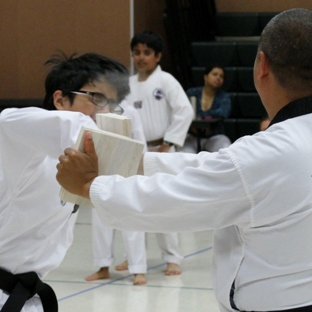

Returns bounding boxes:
[0,0,131,98]
[215,0,312,12]
[133,0,171,72]
[0,0,170,99]
[5,0,310,99]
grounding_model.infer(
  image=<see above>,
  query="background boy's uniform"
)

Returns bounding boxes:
[126,65,193,268]
[120,100,148,152]
[0,107,97,311]
[127,65,193,147]
[90,100,148,279]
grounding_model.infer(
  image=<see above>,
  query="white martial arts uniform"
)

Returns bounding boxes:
[120,100,147,152]
[89,98,312,311]
[127,65,193,146]
[0,107,97,312]
[90,100,148,274]
[126,65,194,265]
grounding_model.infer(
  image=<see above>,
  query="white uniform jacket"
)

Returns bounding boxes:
[90,97,312,311]
[126,65,194,146]
[0,107,97,278]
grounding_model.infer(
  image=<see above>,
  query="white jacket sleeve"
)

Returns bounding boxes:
[0,107,97,158]
[91,149,251,233]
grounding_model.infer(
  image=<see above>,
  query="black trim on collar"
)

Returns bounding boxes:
[269,96,312,127]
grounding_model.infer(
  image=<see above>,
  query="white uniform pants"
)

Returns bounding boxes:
[91,209,147,274]
[154,232,183,265]
[147,145,183,265]
[179,134,231,153]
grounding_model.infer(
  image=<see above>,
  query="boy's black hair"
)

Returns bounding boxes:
[130,30,163,55]
[43,51,130,110]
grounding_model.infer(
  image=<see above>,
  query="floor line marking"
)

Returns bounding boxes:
[56,245,213,302]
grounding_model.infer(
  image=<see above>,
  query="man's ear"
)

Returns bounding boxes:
[258,51,270,79]
[53,90,67,110]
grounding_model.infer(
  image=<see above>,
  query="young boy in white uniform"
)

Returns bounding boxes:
[85,100,148,285]
[124,31,194,275]
[0,52,129,312]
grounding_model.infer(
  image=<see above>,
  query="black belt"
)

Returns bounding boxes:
[147,138,163,147]
[0,268,58,312]
[236,307,312,312]
[251,307,312,312]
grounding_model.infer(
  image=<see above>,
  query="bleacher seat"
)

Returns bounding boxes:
[191,42,238,67]
[223,67,240,92]
[236,41,258,66]
[191,67,241,92]
[259,12,278,30]
[228,93,240,118]
[188,12,278,142]
[236,119,261,137]
[224,93,239,142]
[237,67,255,91]
[223,118,237,142]
[190,67,205,86]
[192,41,258,67]
[223,92,266,142]
[0,99,43,112]
[237,93,266,117]
[215,13,261,37]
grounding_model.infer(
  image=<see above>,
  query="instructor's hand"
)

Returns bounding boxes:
[56,132,99,199]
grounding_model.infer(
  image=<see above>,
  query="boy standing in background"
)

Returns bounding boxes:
[120,30,193,275]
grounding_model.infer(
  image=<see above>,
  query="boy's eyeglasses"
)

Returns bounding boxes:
[70,91,124,115]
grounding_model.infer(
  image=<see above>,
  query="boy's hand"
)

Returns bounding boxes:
[56,132,99,199]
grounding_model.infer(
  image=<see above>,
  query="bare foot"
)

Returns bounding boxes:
[133,274,147,285]
[114,260,128,271]
[165,263,182,276]
[85,267,109,281]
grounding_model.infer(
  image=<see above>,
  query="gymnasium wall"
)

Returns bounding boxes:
[2,0,312,99]
[0,0,131,98]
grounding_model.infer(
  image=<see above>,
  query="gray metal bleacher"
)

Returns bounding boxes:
[215,12,262,37]
[191,66,255,92]
[189,12,278,142]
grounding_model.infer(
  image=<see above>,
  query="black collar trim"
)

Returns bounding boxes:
[269,96,312,127]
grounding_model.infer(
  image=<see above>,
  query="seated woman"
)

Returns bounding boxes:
[181,65,232,153]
